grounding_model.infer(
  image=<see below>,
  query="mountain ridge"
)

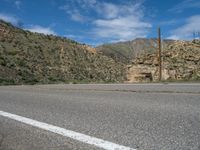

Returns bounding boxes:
[96,38,175,64]
[0,20,126,85]
[0,19,199,84]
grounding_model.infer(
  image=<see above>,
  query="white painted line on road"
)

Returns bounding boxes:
[0,110,136,150]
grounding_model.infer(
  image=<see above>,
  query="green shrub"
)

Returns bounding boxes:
[0,78,15,85]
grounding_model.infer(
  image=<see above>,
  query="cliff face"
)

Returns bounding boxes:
[127,40,200,82]
[0,20,126,85]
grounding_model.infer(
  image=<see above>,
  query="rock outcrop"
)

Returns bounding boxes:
[127,40,200,82]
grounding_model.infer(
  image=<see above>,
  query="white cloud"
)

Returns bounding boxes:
[166,35,180,40]
[96,1,144,19]
[93,16,151,40]
[60,0,151,42]
[64,8,87,22]
[15,0,21,9]
[77,0,97,8]
[159,19,177,26]
[25,25,56,35]
[0,13,19,25]
[3,0,22,9]
[71,12,85,22]
[97,3,119,19]
[92,2,151,42]
[169,0,200,13]
[59,6,87,22]
[64,34,85,42]
[168,15,200,40]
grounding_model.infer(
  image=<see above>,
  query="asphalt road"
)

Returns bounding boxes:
[0,83,200,150]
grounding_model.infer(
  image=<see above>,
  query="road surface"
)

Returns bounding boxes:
[0,83,200,150]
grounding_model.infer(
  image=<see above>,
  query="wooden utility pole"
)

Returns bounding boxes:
[158,27,162,81]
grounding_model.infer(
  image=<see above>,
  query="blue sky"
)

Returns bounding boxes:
[0,0,200,46]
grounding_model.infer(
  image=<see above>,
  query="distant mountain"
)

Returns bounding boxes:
[0,20,126,85]
[96,38,174,64]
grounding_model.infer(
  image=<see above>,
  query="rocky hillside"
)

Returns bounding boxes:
[97,38,174,64]
[0,20,126,85]
[127,40,200,82]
